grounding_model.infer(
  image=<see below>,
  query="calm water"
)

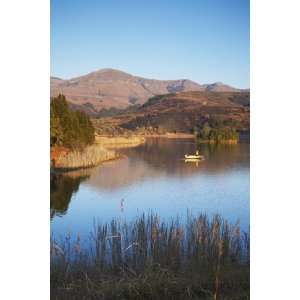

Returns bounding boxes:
[51,139,249,240]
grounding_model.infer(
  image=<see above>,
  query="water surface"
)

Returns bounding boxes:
[51,138,249,240]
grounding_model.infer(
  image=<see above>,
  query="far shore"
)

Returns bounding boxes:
[95,132,195,140]
[196,138,239,144]
[95,135,146,149]
[142,132,195,139]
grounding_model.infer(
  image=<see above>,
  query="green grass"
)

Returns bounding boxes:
[51,213,249,300]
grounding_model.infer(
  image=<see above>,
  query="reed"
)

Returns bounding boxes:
[54,144,117,170]
[51,213,249,299]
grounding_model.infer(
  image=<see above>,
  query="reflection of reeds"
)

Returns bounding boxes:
[51,213,249,299]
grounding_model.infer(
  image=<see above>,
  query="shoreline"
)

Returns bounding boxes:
[95,135,146,148]
[196,139,239,144]
[94,131,250,141]
[51,135,145,173]
[96,132,195,140]
[142,132,195,139]
[50,133,243,173]
[51,144,118,171]
[50,154,124,174]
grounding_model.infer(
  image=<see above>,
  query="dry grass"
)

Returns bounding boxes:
[51,213,249,300]
[95,135,145,149]
[54,144,117,170]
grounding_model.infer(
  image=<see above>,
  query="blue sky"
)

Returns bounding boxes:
[51,0,249,88]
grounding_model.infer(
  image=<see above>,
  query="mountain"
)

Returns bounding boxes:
[50,68,246,114]
[202,82,248,92]
[93,91,250,135]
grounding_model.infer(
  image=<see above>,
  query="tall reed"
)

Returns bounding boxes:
[55,144,117,169]
[51,213,249,300]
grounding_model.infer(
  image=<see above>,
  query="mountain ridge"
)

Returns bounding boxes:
[51,68,248,114]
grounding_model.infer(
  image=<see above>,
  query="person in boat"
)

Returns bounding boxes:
[185,151,201,159]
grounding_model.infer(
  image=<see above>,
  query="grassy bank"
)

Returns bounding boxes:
[95,135,145,149]
[52,144,118,171]
[51,135,145,171]
[51,213,249,300]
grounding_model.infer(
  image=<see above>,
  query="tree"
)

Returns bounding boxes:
[196,121,239,143]
[199,122,211,140]
[50,102,63,146]
[50,94,95,149]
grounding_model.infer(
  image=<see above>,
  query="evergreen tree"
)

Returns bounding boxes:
[197,121,239,143]
[50,94,95,149]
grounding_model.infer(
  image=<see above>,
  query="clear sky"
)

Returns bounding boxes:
[51,0,249,88]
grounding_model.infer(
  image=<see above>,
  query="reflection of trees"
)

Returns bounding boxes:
[122,139,249,175]
[123,138,197,174]
[81,139,249,192]
[198,143,250,171]
[50,172,90,219]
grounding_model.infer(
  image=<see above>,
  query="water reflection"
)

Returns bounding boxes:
[50,170,91,219]
[51,139,249,236]
[84,139,249,191]
[123,138,248,173]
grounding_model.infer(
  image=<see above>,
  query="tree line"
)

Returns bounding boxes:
[195,121,239,143]
[50,94,95,149]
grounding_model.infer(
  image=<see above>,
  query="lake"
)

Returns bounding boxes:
[51,138,249,241]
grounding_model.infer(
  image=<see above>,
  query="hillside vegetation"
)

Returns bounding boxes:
[196,122,239,144]
[92,91,250,137]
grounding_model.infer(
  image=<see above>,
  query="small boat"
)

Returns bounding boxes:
[184,154,203,159]
[184,151,204,160]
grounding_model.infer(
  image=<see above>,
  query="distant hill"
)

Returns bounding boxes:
[93,91,250,135]
[50,68,247,114]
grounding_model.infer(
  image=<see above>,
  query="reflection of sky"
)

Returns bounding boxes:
[51,141,250,243]
[51,167,249,242]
